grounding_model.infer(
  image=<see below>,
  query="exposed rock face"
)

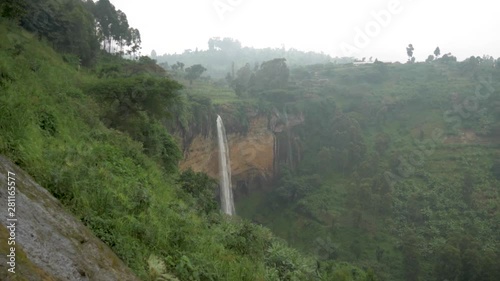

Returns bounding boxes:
[180,108,304,195]
[180,116,275,185]
[0,156,140,281]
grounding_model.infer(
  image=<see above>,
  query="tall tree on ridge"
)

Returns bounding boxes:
[406,44,415,63]
[434,46,441,59]
[129,27,141,59]
[93,0,118,52]
[113,9,130,54]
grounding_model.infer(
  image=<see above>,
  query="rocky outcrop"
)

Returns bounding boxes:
[0,156,140,281]
[180,116,275,184]
[179,108,305,191]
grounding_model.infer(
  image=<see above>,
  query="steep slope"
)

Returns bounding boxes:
[0,156,140,281]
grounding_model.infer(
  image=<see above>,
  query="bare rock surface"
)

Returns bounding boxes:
[0,155,140,281]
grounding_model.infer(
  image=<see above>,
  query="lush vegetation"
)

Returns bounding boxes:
[1,0,142,66]
[233,57,500,281]
[2,1,500,280]
[155,47,500,281]
[0,4,375,281]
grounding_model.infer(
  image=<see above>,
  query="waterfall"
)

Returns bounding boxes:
[284,106,293,169]
[216,115,235,215]
[273,134,277,177]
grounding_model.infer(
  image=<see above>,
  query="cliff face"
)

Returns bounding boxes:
[179,108,304,192]
[0,156,140,281]
[180,116,275,186]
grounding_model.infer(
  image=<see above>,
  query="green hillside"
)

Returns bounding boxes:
[232,60,500,281]
[167,54,500,281]
[2,1,500,281]
[0,1,374,280]
[160,53,500,281]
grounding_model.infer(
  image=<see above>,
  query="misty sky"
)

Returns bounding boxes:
[110,0,500,62]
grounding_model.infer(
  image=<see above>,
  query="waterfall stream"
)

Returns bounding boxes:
[216,115,235,215]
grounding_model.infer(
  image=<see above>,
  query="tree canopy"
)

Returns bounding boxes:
[185,64,207,84]
[227,58,290,96]
[1,0,142,66]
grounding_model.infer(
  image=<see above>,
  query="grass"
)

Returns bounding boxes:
[176,77,241,104]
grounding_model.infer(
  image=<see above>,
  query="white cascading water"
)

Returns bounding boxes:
[216,115,235,215]
[284,106,293,168]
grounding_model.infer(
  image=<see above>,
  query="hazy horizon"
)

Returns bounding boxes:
[110,0,500,62]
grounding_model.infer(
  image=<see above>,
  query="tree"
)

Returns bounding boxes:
[440,53,457,63]
[406,44,414,63]
[59,1,100,65]
[434,46,440,58]
[230,63,253,96]
[331,113,366,173]
[129,28,142,58]
[274,168,320,203]
[208,37,242,52]
[491,159,500,180]
[113,9,130,54]
[138,55,156,65]
[349,240,362,260]
[402,233,421,281]
[185,64,207,84]
[89,0,139,56]
[0,0,27,20]
[425,55,434,62]
[434,244,461,281]
[86,75,182,126]
[93,0,119,52]
[177,169,218,214]
[175,61,184,71]
[208,38,215,50]
[252,58,289,92]
[18,0,100,66]
[151,49,157,59]
[461,248,481,281]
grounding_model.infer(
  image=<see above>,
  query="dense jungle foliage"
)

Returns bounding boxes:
[0,1,375,280]
[2,1,500,281]
[234,55,500,281]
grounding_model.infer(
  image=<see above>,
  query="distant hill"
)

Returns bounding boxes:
[155,37,354,79]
